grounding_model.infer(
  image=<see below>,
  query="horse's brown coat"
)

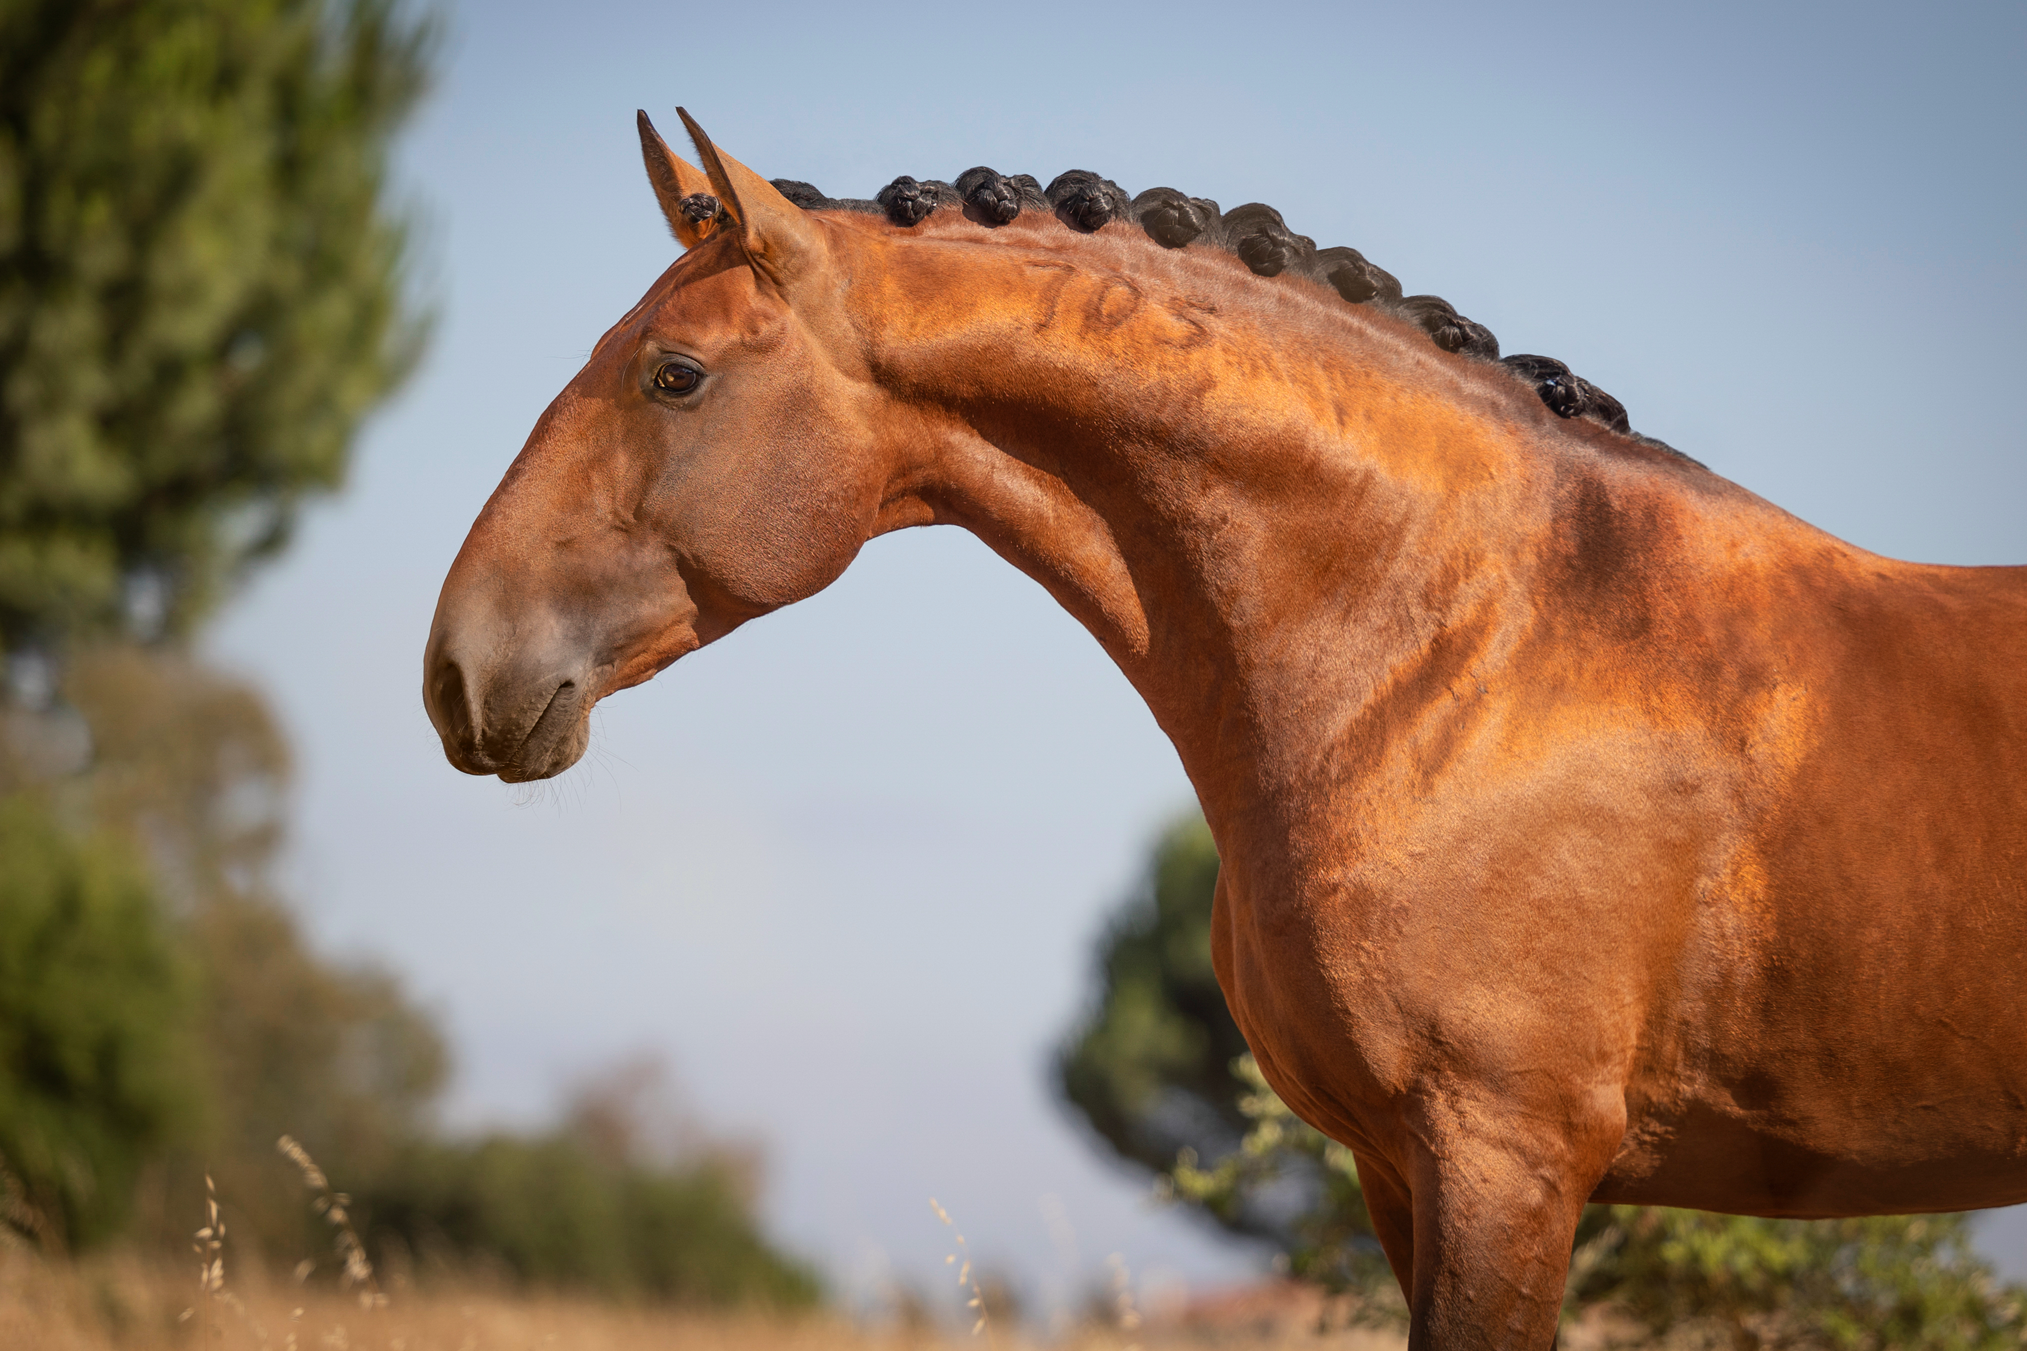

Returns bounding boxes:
[422,116,2027,1350]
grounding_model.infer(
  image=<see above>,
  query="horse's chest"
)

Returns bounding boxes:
[1209,824,1697,1137]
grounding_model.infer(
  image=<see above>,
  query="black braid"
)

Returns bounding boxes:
[1006,173,1050,210]
[1502,355,1629,433]
[770,179,830,209]
[746,164,1684,458]
[955,167,1024,225]
[678,193,727,228]
[1132,188,1221,248]
[876,175,960,226]
[1400,295,1500,360]
[1315,246,1401,304]
[1222,203,1315,278]
[1046,171,1132,232]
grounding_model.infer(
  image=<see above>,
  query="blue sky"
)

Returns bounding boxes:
[207,0,2026,1317]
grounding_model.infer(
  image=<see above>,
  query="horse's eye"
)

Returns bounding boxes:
[653,361,701,395]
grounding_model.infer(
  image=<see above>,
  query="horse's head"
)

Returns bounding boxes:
[424,112,920,781]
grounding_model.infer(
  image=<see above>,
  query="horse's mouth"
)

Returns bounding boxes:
[494,679,591,782]
[426,655,592,782]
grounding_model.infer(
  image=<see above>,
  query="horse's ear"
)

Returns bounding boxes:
[675,107,820,289]
[637,110,725,251]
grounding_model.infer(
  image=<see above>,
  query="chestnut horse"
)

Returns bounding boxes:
[423,111,2027,1349]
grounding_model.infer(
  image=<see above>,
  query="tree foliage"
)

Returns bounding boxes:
[1060,812,2027,1349]
[0,790,200,1249]
[6,641,823,1304]
[0,0,439,1254]
[1057,817,1251,1186]
[325,1059,821,1305]
[0,0,433,647]
[57,647,450,1240]
[0,643,448,1259]
[0,1,822,1303]
[362,1122,822,1307]
[1568,1208,2027,1351]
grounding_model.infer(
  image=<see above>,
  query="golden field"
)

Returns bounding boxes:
[0,1247,1408,1351]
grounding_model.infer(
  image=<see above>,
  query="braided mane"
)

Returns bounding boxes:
[760,168,1695,465]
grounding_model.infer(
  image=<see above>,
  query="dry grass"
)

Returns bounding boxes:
[0,1250,900,1350]
[0,1247,1406,1350]
[0,1137,1405,1350]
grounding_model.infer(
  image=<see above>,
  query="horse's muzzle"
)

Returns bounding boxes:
[422,630,592,782]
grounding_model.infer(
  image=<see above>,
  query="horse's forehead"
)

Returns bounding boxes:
[589,252,763,362]
[650,265,764,332]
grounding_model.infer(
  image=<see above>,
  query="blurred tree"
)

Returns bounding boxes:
[53,645,446,1258]
[0,645,446,1259]
[8,645,822,1304]
[355,1062,823,1308]
[0,790,200,1249]
[1567,1206,2027,1351]
[1057,817,1252,1186]
[0,2,822,1301]
[354,1133,822,1307]
[180,892,450,1260]
[1057,817,1387,1279]
[1060,812,2027,1349]
[0,0,439,1258]
[59,641,291,902]
[0,0,434,650]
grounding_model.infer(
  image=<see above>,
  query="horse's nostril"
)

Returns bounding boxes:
[430,659,474,743]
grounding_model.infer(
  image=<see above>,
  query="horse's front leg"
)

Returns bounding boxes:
[1390,1090,1622,1351]
[1354,1149,1418,1298]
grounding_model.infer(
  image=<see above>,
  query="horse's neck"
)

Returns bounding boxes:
[859,231,1550,832]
